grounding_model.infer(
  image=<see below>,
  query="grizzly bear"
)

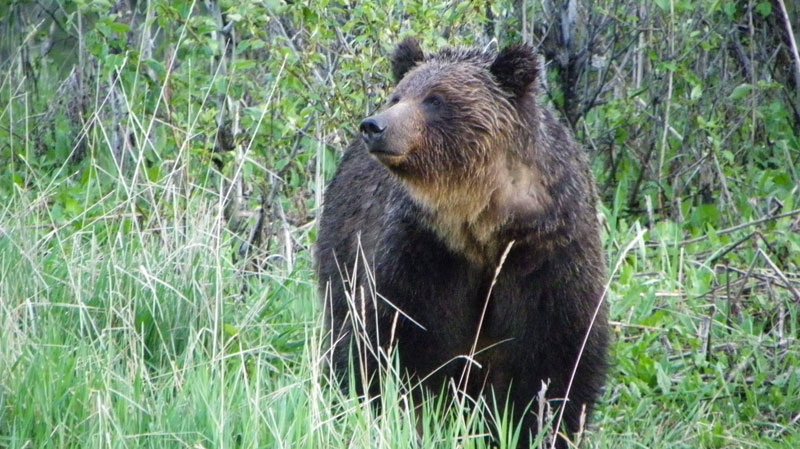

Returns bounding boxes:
[315,37,608,448]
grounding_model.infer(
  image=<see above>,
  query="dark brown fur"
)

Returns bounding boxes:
[316,37,609,448]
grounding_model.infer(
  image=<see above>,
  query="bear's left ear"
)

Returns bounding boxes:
[391,37,425,83]
[490,44,539,98]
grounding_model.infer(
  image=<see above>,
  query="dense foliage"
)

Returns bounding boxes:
[1,0,798,448]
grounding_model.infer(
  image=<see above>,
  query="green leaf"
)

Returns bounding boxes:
[690,84,703,101]
[656,362,672,394]
[144,59,166,79]
[654,0,670,11]
[729,83,753,101]
[107,21,131,34]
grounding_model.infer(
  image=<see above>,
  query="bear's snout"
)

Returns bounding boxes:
[361,113,405,160]
[360,117,386,147]
[360,103,415,163]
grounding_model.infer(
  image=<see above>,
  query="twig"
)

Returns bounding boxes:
[757,248,800,302]
[657,0,676,210]
[733,250,761,304]
[678,208,800,245]
[703,231,756,266]
[776,0,800,108]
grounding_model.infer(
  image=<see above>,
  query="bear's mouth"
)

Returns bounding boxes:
[363,136,405,155]
[364,138,409,167]
[369,149,407,168]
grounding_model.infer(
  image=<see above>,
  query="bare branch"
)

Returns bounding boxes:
[776,0,800,108]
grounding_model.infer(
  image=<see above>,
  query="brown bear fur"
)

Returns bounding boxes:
[315,37,609,448]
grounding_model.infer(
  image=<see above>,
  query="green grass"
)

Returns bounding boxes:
[0,167,515,449]
[2,156,798,449]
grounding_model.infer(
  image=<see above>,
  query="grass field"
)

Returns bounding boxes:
[1,150,798,448]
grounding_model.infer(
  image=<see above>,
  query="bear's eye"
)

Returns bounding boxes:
[423,94,444,109]
[389,95,401,105]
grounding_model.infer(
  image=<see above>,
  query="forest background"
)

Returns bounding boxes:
[1,0,799,448]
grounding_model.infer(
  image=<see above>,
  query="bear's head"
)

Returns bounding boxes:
[359,37,540,186]
[359,38,549,262]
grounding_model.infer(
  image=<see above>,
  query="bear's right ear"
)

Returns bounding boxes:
[391,37,425,83]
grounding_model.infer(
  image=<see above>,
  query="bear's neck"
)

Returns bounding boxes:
[406,153,551,267]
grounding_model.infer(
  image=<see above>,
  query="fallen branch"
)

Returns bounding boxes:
[758,248,800,303]
[677,208,800,245]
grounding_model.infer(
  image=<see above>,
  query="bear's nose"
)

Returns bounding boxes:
[359,117,386,145]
